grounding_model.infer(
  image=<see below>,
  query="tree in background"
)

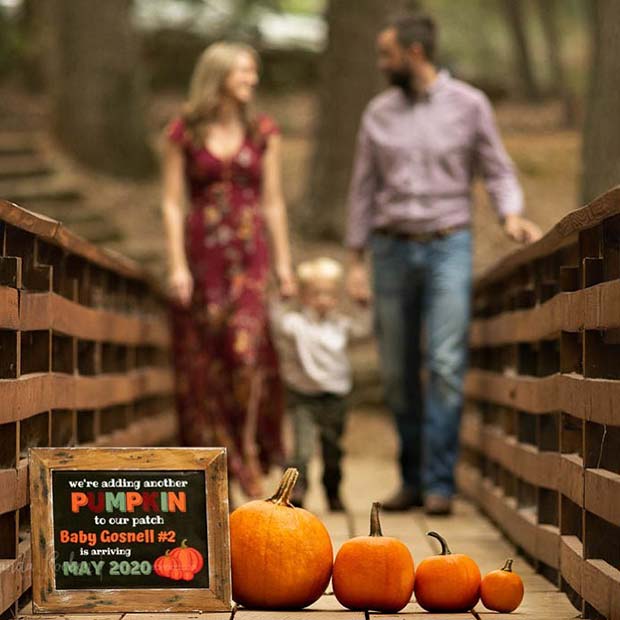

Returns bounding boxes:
[536,0,576,127]
[38,0,154,178]
[303,0,418,240]
[500,0,541,101]
[581,0,620,204]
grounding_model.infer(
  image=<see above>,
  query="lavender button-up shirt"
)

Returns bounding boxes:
[345,71,523,249]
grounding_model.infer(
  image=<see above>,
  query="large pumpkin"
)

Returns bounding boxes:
[333,502,415,613]
[414,531,481,612]
[230,468,333,609]
[480,558,524,613]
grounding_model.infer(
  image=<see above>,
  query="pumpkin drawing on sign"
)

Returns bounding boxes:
[154,540,204,581]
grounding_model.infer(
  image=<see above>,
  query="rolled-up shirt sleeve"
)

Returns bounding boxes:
[345,115,378,249]
[474,94,524,219]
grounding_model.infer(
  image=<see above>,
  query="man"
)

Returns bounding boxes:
[345,12,541,515]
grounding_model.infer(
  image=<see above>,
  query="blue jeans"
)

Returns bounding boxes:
[370,229,472,498]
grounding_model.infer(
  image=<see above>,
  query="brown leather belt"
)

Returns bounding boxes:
[374,223,469,243]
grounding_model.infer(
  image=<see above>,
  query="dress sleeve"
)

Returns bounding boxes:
[166,117,188,147]
[257,114,280,150]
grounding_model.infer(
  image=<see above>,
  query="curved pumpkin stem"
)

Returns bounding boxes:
[268,467,299,506]
[180,539,188,548]
[502,558,514,572]
[369,502,383,537]
[427,531,452,555]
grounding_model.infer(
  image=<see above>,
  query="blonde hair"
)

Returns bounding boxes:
[296,257,344,285]
[182,42,258,142]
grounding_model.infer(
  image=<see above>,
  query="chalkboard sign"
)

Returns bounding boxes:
[29,447,231,613]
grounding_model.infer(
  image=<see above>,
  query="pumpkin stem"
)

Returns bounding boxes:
[369,502,383,537]
[427,531,452,555]
[180,539,188,548]
[268,467,299,506]
[502,558,514,572]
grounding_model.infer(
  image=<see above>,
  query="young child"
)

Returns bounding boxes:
[270,257,371,511]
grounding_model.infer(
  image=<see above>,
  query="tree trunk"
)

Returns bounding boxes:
[581,0,620,204]
[536,0,576,127]
[302,0,418,240]
[501,0,541,101]
[42,0,154,178]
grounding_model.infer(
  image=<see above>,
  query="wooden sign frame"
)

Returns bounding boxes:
[29,447,231,613]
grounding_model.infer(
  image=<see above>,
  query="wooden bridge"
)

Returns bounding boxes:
[1,188,620,619]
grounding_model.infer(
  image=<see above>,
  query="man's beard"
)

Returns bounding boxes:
[386,68,415,99]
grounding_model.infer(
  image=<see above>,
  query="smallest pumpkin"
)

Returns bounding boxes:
[480,558,524,613]
[333,502,415,613]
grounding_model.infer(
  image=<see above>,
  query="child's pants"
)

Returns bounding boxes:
[287,389,347,498]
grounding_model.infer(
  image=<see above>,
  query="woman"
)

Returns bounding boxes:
[161,42,295,498]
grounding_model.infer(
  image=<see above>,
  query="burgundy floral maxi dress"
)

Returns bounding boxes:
[167,115,284,495]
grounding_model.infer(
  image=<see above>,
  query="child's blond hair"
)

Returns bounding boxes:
[296,257,343,285]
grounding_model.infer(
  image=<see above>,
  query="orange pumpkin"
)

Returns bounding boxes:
[154,549,183,580]
[480,558,524,613]
[169,539,204,581]
[414,531,481,612]
[230,468,333,609]
[333,502,415,613]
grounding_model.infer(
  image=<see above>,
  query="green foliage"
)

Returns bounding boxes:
[0,6,21,78]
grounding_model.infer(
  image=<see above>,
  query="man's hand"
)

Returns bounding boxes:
[503,214,542,244]
[346,253,372,304]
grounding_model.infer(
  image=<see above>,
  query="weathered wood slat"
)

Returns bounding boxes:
[465,370,620,425]
[0,460,28,515]
[585,469,620,527]
[582,558,620,619]
[559,454,584,508]
[0,368,173,424]
[560,536,583,597]
[472,278,620,347]
[0,200,147,283]
[19,291,169,346]
[0,286,19,329]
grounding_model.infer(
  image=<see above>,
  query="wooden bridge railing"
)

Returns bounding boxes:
[460,186,620,620]
[0,200,176,618]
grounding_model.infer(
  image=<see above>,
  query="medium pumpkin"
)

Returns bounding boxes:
[333,502,415,613]
[169,539,204,581]
[230,468,333,609]
[480,558,524,612]
[414,531,481,612]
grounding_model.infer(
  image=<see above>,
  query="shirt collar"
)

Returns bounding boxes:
[425,69,450,98]
[302,306,333,323]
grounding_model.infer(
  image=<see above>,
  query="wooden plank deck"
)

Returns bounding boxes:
[17,408,580,620]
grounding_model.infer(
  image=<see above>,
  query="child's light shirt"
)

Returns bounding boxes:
[270,302,371,396]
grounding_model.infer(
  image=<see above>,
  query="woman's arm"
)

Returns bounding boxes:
[161,141,193,306]
[262,133,295,297]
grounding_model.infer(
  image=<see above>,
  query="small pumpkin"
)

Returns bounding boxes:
[230,468,333,609]
[480,558,524,613]
[154,549,183,580]
[333,502,415,613]
[414,531,481,612]
[169,539,204,581]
